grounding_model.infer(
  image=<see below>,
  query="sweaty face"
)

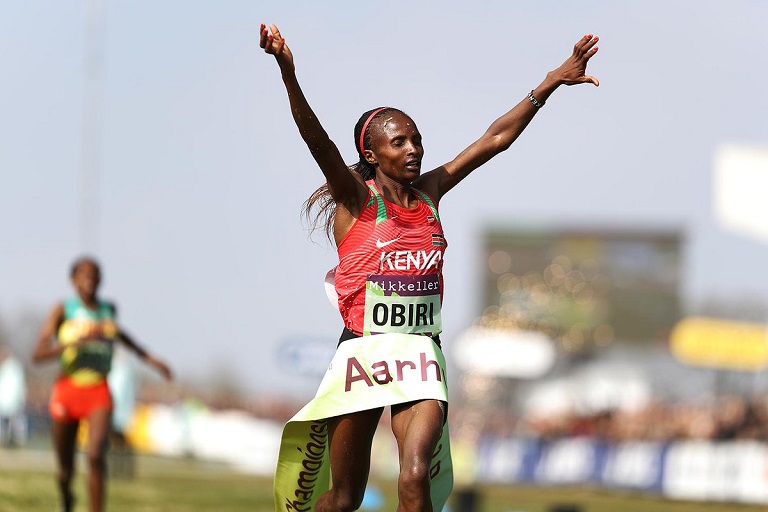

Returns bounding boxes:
[368,111,423,182]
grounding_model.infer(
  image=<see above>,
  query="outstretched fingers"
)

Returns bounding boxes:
[259,23,270,49]
[268,23,286,55]
[570,34,600,86]
[259,22,286,55]
[269,23,281,41]
[275,36,285,55]
[574,34,599,57]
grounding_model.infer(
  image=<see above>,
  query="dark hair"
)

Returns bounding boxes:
[70,255,101,278]
[302,107,405,241]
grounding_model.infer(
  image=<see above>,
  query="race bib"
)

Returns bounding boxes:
[364,274,442,336]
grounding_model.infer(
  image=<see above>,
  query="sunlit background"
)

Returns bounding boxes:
[2,1,768,510]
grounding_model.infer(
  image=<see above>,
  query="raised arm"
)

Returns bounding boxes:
[260,23,365,204]
[416,34,600,200]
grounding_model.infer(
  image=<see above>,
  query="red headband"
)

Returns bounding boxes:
[358,107,389,155]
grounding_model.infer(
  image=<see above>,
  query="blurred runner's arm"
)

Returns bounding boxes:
[117,329,173,381]
[31,303,67,362]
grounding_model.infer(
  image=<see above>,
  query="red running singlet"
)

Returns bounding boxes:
[333,181,447,337]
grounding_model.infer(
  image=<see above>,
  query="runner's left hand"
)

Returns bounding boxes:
[550,34,600,86]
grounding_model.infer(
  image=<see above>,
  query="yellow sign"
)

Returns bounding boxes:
[670,317,768,371]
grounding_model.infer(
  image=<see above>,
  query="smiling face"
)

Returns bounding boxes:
[365,111,424,183]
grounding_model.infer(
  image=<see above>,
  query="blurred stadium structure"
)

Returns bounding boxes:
[445,224,768,504]
[449,228,682,480]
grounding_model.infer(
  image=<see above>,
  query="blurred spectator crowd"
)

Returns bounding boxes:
[476,395,768,443]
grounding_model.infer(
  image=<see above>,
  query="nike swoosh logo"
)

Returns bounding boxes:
[375,237,400,249]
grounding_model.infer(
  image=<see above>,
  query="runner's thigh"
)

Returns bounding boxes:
[327,407,383,492]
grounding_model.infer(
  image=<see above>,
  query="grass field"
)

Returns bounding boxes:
[1,447,765,512]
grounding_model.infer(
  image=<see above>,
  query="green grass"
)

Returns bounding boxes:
[1,448,765,512]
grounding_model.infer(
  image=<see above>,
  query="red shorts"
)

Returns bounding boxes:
[49,377,113,422]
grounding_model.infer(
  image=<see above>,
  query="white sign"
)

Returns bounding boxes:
[453,326,555,378]
[714,144,768,244]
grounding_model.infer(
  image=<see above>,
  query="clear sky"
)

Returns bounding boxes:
[2,1,767,398]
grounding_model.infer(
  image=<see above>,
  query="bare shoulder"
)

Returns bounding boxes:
[48,302,65,320]
[334,169,370,210]
[37,302,65,338]
[412,166,450,204]
[333,182,374,244]
[327,167,368,204]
